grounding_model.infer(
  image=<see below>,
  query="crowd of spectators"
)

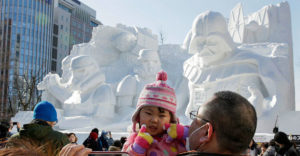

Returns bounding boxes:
[0,90,299,156]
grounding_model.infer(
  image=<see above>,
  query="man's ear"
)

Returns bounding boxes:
[199,122,213,143]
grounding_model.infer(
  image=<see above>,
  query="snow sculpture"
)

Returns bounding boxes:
[182,10,293,130]
[229,2,293,47]
[32,2,296,133]
[38,55,116,118]
[228,3,244,43]
[37,24,159,129]
[63,24,158,84]
[37,73,71,109]
[116,49,162,111]
[64,55,115,118]
[229,2,295,109]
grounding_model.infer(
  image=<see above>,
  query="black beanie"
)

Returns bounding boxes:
[274,132,290,145]
[91,128,99,134]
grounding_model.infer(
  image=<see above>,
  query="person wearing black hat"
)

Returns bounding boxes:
[7,101,69,155]
[0,121,10,148]
[83,128,101,151]
[274,131,300,156]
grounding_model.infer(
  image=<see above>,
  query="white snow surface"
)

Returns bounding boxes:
[12,2,299,135]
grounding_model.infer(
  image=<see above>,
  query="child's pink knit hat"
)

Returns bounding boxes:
[132,70,178,132]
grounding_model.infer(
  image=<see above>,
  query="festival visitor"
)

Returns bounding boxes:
[259,143,269,156]
[98,130,109,151]
[66,133,78,144]
[107,131,114,147]
[178,91,257,155]
[6,101,69,155]
[120,136,127,149]
[263,139,276,156]
[274,131,300,156]
[108,140,122,151]
[249,139,261,156]
[7,121,21,137]
[122,70,188,155]
[83,128,101,151]
[0,121,10,148]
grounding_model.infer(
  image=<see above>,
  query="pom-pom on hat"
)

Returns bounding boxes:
[33,101,58,122]
[132,70,177,132]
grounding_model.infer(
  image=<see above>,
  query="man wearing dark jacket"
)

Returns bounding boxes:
[83,128,101,151]
[7,101,69,155]
[274,132,300,156]
[98,130,109,151]
[0,121,10,148]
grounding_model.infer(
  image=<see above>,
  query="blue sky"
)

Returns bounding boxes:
[80,0,300,110]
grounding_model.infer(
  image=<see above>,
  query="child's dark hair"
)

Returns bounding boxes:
[66,133,78,143]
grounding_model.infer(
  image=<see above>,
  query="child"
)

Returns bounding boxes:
[66,133,78,144]
[122,71,189,155]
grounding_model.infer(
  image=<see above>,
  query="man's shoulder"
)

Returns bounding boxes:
[287,145,300,155]
[47,129,68,143]
[49,129,67,138]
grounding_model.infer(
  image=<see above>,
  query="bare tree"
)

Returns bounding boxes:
[8,68,45,113]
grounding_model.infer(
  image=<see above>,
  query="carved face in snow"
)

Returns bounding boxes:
[190,34,233,67]
[135,49,162,78]
[70,56,100,89]
[189,11,234,67]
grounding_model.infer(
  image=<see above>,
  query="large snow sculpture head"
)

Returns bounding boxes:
[70,55,104,91]
[186,11,235,67]
[112,31,137,52]
[134,49,162,79]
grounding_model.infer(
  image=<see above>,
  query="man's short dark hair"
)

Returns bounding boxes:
[203,91,257,153]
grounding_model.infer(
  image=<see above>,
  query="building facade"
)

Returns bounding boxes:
[51,0,101,75]
[0,0,54,118]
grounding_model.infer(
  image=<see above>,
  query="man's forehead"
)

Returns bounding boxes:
[198,96,215,114]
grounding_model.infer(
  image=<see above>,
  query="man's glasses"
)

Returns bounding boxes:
[189,111,210,123]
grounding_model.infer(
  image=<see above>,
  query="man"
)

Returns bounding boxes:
[180,91,257,155]
[7,101,69,155]
[0,121,10,148]
[107,131,114,147]
[274,131,300,156]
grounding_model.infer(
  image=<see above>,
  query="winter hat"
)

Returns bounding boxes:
[132,70,177,132]
[274,131,290,145]
[90,132,98,140]
[91,128,99,134]
[101,130,107,136]
[33,101,57,122]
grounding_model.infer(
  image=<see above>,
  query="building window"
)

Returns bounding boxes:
[60,25,63,30]
[53,36,58,47]
[52,48,57,59]
[17,34,20,42]
[53,24,58,34]
[51,60,56,71]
